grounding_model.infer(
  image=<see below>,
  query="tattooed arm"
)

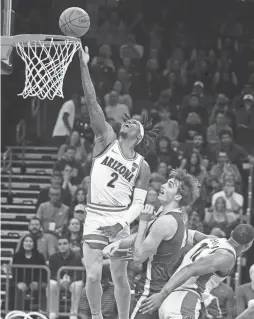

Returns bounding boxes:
[79,47,115,147]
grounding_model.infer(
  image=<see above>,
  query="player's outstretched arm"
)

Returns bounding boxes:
[79,46,115,141]
[159,250,235,300]
[134,214,178,264]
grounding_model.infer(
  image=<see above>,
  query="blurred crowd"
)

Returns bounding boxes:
[3,0,254,318]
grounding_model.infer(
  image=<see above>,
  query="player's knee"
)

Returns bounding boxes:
[112,270,128,287]
[86,267,102,284]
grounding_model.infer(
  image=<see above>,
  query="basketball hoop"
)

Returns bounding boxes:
[1,34,81,100]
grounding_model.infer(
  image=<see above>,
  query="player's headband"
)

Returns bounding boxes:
[132,120,144,145]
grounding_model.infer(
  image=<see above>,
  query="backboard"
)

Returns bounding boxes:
[1,0,15,75]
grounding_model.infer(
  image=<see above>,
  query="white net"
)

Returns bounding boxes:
[15,38,81,100]
[5,311,49,319]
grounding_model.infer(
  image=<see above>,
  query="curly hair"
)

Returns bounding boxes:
[133,113,159,158]
[169,169,201,206]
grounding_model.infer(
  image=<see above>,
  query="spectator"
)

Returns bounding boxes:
[209,152,242,192]
[98,11,127,46]
[80,176,91,195]
[184,151,208,214]
[70,187,87,215]
[235,94,254,129]
[188,210,204,233]
[61,163,79,196]
[145,188,161,211]
[147,136,179,172]
[236,264,254,316]
[57,131,87,163]
[73,204,87,224]
[157,162,170,179]
[209,94,236,131]
[181,133,211,168]
[180,92,208,126]
[105,80,133,110]
[16,217,58,262]
[54,146,83,178]
[90,45,115,100]
[52,95,79,146]
[201,282,235,319]
[217,129,253,167]
[204,197,238,236]
[146,58,162,101]
[64,218,83,257]
[212,179,244,217]
[154,106,180,141]
[207,111,232,150]
[12,235,47,310]
[48,236,84,319]
[178,112,205,143]
[36,171,71,209]
[36,186,69,235]
[104,90,130,123]
[78,264,117,319]
[120,34,144,60]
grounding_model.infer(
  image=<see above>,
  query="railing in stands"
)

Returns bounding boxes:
[3,265,50,316]
[16,119,26,173]
[2,147,13,204]
[56,266,85,317]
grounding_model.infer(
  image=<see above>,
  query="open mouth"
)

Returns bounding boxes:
[159,187,164,195]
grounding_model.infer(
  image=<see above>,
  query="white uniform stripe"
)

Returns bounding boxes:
[130,255,153,319]
[84,239,108,245]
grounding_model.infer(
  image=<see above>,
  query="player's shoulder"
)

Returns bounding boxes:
[139,159,151,176]
[151,214,178,235]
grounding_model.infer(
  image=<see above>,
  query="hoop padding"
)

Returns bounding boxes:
[5,311,49,319]
[15,38,81,100]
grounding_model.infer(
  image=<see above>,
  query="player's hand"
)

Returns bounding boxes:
[102,242,120,258]
[139,204,155,222]
[139,293,164,314]
[79,46,90,65]
[98,223,123,238]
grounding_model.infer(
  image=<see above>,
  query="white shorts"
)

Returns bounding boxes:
[83,209,130,250]
[159,290,201,319]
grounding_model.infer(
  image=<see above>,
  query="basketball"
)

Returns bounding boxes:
[59,7,90,38]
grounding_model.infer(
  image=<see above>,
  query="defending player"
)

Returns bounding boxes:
[139,224,254,319]
[79,46,157,319]
[103,169,200,319]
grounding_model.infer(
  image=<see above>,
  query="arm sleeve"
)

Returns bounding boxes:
[116,188,147,227]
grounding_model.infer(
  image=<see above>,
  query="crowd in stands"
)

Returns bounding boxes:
[2,0,254,318]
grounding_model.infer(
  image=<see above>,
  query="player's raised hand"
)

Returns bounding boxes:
[139,204,155,222]
[102,242,120,258]
[79,46,90,65]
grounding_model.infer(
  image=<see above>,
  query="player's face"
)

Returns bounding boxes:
[158,178,181,205]
[120,120,141,141]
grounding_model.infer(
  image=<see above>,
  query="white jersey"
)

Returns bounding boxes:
[87,139,143,214]
[175,238,236,297]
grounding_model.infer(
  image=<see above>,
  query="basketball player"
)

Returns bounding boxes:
[79,46,157,319]
[139,224,254,319]
[103,169,200,319]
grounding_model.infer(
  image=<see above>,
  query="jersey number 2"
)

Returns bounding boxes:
[107,173,118,188]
